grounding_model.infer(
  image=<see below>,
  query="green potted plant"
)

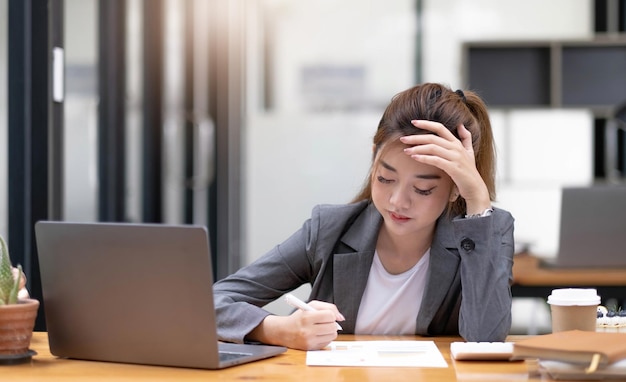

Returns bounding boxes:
[0,235,39,360]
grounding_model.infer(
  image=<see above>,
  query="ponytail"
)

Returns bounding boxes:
[464,90,496,202]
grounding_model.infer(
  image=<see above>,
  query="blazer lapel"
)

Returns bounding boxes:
[332,203,381,332]
[415,215,460,334]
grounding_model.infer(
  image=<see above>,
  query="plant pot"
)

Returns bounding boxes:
[0,299,39,356]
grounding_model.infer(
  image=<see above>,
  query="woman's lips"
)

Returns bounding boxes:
[389,211,410,223]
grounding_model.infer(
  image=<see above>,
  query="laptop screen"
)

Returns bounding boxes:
[556,185,626,268]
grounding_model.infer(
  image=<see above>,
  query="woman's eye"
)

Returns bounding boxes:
[414,187,434,196]
[377,175,393,184]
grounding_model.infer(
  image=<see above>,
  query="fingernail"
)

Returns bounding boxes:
[400,137,408,142]
[337,313,346,321]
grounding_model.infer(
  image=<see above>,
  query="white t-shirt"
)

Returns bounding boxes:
[354,248,430,335]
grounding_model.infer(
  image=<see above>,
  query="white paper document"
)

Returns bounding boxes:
[306,340,448,367]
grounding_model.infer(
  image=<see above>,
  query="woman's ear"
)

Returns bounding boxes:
[449,185,460,202]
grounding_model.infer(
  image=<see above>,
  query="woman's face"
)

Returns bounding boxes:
[371,141,456,239]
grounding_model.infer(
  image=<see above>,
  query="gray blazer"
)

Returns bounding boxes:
[213,201,515,343]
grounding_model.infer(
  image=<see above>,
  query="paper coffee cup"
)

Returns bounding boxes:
[547,288,600,333]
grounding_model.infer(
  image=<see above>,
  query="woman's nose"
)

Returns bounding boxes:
[389,187,411,210]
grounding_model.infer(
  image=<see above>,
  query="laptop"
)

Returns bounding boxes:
[34,221,286,369]
[542,185,626,268]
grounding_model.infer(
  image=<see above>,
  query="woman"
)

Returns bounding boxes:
[213,83,515,350]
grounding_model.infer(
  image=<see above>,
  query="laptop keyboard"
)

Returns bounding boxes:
[219,351,253,362]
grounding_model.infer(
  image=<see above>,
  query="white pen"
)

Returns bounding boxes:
[284,293,343,331]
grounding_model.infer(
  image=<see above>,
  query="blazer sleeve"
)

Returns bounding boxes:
[212,202,364,344]
[212,219,317,344]
[454,208,515,342]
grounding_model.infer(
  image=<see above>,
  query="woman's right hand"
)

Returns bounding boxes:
[248,300,344,350]
[401,120,492,214]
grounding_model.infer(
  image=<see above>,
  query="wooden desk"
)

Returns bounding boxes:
[512,253,626,304]
[0,332,539,381]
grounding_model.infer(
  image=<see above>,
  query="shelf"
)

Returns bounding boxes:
[466,45,551,107]
[561,45,626,107]
[463,38,626,114]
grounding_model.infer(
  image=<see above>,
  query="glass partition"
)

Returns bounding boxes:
[64,0,98,221]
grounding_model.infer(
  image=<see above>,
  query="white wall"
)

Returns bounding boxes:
[490,109,594,255]
[244,113,376,262]
[267,0,417,113]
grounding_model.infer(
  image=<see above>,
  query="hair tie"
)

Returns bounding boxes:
[455,89,467,104]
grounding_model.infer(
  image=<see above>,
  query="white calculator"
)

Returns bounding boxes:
[450,341,515,361]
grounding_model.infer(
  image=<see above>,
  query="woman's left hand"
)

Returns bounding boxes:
[400,120,491,214]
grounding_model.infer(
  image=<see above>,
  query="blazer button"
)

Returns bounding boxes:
[461,238,475,252]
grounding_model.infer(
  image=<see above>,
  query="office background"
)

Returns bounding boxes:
[0,0,624,331]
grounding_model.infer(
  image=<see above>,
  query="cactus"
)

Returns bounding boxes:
[0,235,22,305]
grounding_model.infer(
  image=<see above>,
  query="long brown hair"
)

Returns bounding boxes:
[352,83,496,216]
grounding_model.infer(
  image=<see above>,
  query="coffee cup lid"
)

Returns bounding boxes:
[547,288,600,306]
